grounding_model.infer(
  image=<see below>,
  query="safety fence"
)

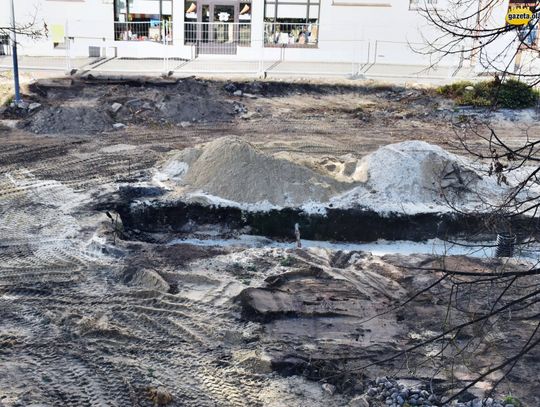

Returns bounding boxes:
[184,22,252,55]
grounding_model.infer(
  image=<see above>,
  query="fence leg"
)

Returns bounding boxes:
[257,37,265,78]
[65,20,72,75]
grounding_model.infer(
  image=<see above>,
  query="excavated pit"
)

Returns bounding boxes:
[117,198,533,243]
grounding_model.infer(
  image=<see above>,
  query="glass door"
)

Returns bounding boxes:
[197,1,239,54]
[213,5,235,44]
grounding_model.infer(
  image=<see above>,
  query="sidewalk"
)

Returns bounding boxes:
[0,55,477,84]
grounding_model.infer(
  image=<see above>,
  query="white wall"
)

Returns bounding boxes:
[0,0,113,56]
[253,0,463,65]
[0,0,514,68]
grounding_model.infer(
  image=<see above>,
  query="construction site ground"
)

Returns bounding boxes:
[0,75,539,407]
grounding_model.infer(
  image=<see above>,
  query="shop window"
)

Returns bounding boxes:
[264,0,320,47]
[0,35,10,56]
[114,0,173,42]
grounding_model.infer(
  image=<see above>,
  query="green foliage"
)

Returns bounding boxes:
[497,79,538,108]
[503,395,522,407]
[436,80,475,98]
[437,79,538,109]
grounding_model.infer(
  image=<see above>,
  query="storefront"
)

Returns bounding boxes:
[113,0,173,42]
[264,0,320,47]
[184,0,252,54]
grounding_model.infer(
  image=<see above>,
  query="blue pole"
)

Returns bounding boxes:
[10,0,22,106]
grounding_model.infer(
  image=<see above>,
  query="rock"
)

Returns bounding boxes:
[147,386,173,405]
[180,121,192,128]
[110,102,123,113]
[343,159,357,177]
[325,163,337,172]
[242,93,257,99]
[397,395,405,405]
[465,85,475,91]
[367,387,378,397]
[321,383,336,396]
[233,90,243,96]
[11,101,28,109]
[240,111,258,120]
[224,83,237,93]
[250,81,263,93]
[349,395,369,407]
[113,123,126,130]
[233,102,247,114]
[28,102,41,111]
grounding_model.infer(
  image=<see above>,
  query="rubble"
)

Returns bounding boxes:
[110,102,123,113]
[28,102,41,111]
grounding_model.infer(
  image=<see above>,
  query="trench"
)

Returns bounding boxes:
[116,197,534,246]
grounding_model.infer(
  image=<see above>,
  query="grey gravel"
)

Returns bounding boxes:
[362,376,520,407]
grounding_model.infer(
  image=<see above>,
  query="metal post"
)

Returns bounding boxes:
[65,20,72,74]
[163,21,168,75]
[10,0,22,106]
[258,23,264,78]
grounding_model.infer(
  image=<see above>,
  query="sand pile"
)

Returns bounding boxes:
[156,139,513,213]
[331,140,506,213]
[157,137,348,207]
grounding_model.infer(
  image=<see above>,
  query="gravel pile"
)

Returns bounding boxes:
[364,377,439,406]
[364,377,520,407]
[21,106,114,134]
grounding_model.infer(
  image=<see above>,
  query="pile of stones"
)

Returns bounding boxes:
[363,377,520,407]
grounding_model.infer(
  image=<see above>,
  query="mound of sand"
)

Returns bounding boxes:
[158,137,348,206]
[156,138,514,213]
[331,140,506,213]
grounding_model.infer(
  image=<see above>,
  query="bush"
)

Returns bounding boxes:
[437,79,539,109]
[497,79,538,108]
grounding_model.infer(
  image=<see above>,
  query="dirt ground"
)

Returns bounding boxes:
[0,76,539,407]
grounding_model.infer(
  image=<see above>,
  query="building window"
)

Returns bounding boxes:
[114,0,173,43]
[264,0,320,47]
[0,35,10,56]
[184,0,252,51]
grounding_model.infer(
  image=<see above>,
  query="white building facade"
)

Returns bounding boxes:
[0,0,533,69]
